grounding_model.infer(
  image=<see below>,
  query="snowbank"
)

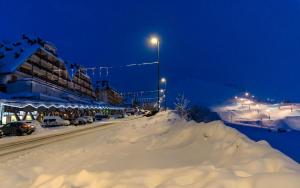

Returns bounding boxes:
[283,116,300,131]
[1,111,300,188]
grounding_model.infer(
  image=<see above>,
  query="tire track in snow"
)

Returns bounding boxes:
[0,116,142,157]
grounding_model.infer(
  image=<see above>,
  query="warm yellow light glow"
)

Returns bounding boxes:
[244,100,253,105]
[150,37,159,45]
[161,77,166,83]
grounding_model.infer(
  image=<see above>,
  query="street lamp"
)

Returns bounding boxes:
[149,36,160,110]
[161,77,167,111]
[266,109,271,120]
[150,37,159,45]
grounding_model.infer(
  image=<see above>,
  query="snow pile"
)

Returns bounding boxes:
[282,116,300,131]
[1,111,300,188]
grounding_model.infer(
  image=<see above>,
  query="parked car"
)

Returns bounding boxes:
[94,113,109,121]
[83,116,94,123]
[125,108,136,116]
[42,116,70,127]
[144,110,158,117]
[73,117,88,125]
[143,110,152,117]
[22,120,41,127]
[1,121,35,136]
[0,129,3,138]
[111,113,124,119]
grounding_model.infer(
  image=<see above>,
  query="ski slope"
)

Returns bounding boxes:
[215,99,300,131]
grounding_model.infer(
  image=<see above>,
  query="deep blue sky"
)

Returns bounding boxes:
[1,0,300,106]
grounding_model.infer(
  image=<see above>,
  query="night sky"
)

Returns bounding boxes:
[1,0,300,107]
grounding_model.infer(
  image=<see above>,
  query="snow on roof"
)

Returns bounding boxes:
[0,35,99,97]
[0,34,73,76]
[0,37,40,74]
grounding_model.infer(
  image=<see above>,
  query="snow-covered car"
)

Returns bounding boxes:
[83,116,94,123]
[42,116,70,127]
[73,117,88,125]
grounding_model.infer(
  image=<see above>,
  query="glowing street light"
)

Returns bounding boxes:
[245,92,249,97]
[266,109,271,119]
[150,37,159,45]
[160,77,167,111]
[149,36,160,110]
[161,77,166,83]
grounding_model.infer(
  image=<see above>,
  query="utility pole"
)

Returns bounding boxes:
[149,36,160,111]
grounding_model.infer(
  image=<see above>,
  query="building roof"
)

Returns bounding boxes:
[0,98,112,110]
[0,37,40,74]
[0,35,95,86]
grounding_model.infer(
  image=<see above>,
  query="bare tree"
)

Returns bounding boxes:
[174,94,190,119]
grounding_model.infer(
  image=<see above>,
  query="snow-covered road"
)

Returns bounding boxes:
[0,122,114,157]
[0,116,142,158]
[1,112,300,188]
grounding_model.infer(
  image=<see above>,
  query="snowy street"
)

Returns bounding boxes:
[0,122,114,157]
[0,116,141,156]
[1,111,300,188]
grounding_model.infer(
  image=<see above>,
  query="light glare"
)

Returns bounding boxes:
[150,37,159,45]
[161,77,166,83]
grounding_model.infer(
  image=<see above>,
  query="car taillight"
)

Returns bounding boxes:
[21,124,29,129]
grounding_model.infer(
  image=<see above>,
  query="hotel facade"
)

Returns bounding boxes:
[0,34,123,124]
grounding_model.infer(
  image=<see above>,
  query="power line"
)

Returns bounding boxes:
[71,62,158,78]
[120,90,159,97]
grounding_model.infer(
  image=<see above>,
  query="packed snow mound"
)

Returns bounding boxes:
[283,116,300,131]
[1,111,300,188]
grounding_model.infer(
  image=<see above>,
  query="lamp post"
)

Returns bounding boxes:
[161,77,167,111]
[150,36,160,110]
